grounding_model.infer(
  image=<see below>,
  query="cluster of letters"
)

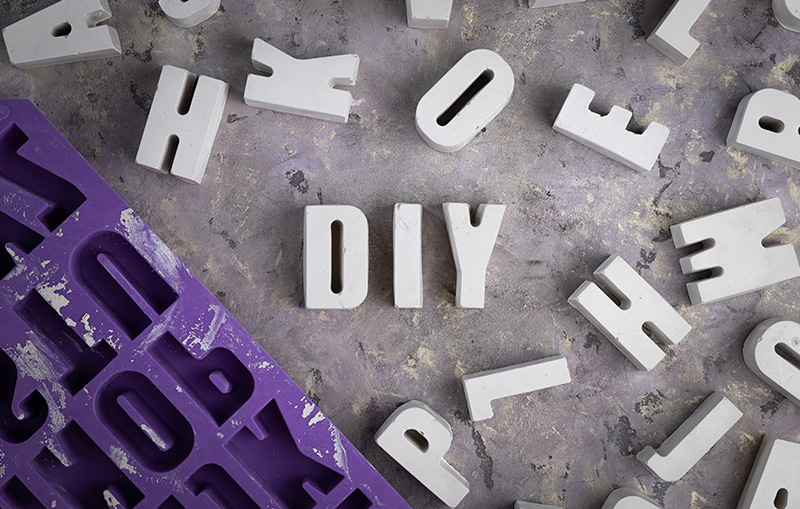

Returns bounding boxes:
[2,0,800,507]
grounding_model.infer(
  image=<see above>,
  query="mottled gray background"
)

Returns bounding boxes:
[2,0,800,507]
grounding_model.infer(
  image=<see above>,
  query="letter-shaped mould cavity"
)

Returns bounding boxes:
[553,84,669,172]
[0,210,44,280]
[158,0,220,28]
[726,89,800,170]
[0,477,46,509]
[0,123,86,232]
[462,355,571,421]
[443,203,505,308]
[406,0,453,28]
[136,65,229,184]
[647,0,712,66]
[774,0,800,32]
[14,290,116,395]
[636,392,742,482]
[744,319,800,408]
[393,203,423,309]
[1,0,121,69]
[32,421,144,507]
[336,489,372,509]
[304,205,368,309]
[738,435,800,509]
[0,348,48,443]
[96,370,194,472]
[150,332,254,426]
[416,49,514,152]
[671,198,800,305]
[529,0,585,7]
[244,39,360,123]
[375,400,469,508]
[568,255,691,371]
[72,231,178,339]
[186,464,259,509]
[600,488,663,509]
[225,400,345,507]
[158,496,185,509]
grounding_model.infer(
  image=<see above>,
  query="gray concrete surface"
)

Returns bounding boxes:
[2,0,800,507]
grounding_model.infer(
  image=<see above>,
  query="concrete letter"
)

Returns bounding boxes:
[406,0,452,28]
[244,39,359,124]
[463,355,571,422]
[647,0,712,66]
[375,401,469,508]
[2,0,121,69]
[774,0,800,32]
[737,435,800,509]
[743,319,800,408]
[553,84,669,173]
[637,392,742,482]
[568,255,691,371]
[727,89,800,170]
[416,50,514,152]
[671,198,800,305]
[601,488,663,509]
[443,203,505,308]
[136,65,228,184]
[304,205,368,309]
[394,203,423,309]
[159,0,220,28]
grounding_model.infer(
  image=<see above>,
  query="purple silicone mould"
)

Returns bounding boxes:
[0,99,410,509]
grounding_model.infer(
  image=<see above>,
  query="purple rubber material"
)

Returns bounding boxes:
[0,99,410,509]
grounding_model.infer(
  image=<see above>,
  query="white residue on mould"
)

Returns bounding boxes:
[14,339,56,381]
[175,385,183,393]
[308,411,325,427]
[140,424,168,450]
[37,274,71,314]
[253,360,273,370]
[109,446,137,475]
[131,310,174,358]
[14,339,66,431]
[8,246,24,263]
[312,447,324,458]
[45,437,70,467]
[80,313,98,346]
[104,490,122,509]
[65,317,77,328]
[186,304,226,352]
[120,208,185,292]
[41,260,51,268]
[302,402,315,419]
[330,424,349,473]
[5,264,26,280]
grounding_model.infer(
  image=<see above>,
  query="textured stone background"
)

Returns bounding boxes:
[2,0,800,507]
